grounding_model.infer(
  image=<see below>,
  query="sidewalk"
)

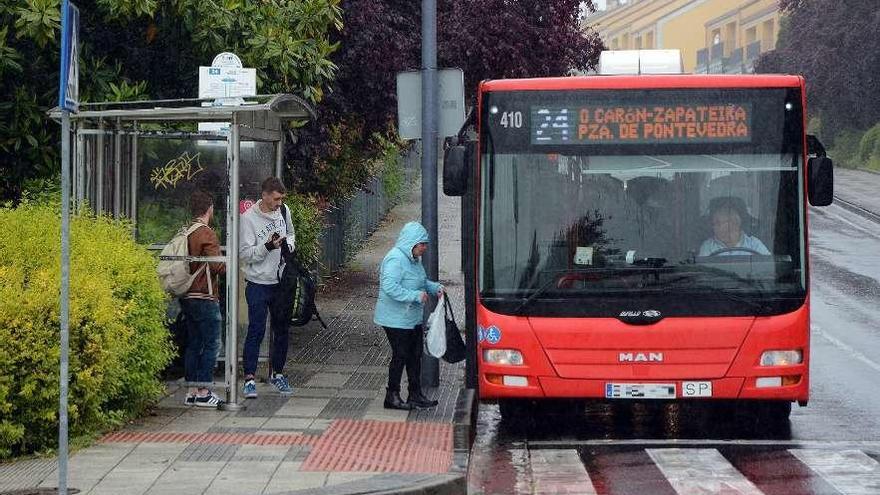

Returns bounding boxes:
[0,176,472,495]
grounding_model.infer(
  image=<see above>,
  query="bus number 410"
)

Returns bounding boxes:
[500,111,523,128]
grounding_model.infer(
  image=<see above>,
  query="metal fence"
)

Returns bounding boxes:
[318,149,420,273]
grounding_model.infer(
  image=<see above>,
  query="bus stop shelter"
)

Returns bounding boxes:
[49,94,316,409]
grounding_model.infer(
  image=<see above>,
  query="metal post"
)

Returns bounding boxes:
[420,0,440,388]
[463,170,477,389]
[59,110,71,495]
[275,138,283,178]
[75,126,85,210]
[130,122,138,225]
[221,115,244,411]
[95,119,103,214]
[113,118,122,218]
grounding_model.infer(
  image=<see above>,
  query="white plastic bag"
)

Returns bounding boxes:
[425,293,447,358]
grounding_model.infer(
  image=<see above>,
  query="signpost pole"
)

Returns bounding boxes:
[59,108,71,495]
[57,1,78,491]
[421,0,440,388]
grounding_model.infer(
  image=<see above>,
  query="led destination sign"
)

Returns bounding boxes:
[530,103,752,146]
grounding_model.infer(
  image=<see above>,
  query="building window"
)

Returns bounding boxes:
[746,26,757,45]
[762,19,775,51]
[725,22,737,55]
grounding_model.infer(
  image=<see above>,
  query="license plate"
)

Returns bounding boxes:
[682,381,713,397]
[605,383,676,399]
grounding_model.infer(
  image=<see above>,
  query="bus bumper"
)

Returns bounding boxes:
[480,374,808,403]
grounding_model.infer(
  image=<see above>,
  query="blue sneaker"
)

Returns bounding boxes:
[271,374,293,395]
[243,379,257,399]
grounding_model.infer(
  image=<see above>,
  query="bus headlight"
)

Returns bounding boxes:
[760,350,802,366]
[483,349,524,365]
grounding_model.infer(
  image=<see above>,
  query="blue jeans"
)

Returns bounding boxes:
[181,298,221,385]
[243,281,289,376]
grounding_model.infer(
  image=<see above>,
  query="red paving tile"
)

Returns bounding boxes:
[99,420,453,474]
[301,419,452,473]
[100,431,314,446]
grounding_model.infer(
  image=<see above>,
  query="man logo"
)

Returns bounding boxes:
[642,310,661,318]
[619,352,664,362]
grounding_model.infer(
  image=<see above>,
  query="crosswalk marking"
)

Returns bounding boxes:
[790,449,880,495]
[529,450,597,495]
[472,446,880,494]
[646,448,764,495]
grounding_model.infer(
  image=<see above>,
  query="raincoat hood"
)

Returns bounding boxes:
[394,221,430,261]
[374,221,441,329]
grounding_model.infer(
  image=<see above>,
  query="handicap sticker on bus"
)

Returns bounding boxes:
[485,326,502,345]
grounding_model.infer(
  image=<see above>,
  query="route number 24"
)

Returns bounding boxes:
[499,111,523,128]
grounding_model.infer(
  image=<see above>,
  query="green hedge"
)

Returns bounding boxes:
[0,203,172,459]
[285,193,324,268]
[828,124,880,171]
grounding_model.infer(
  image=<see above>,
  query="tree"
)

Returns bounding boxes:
[439,0,603,100]
[287,0,604,198]
[756,0,880,141]
[0,0,342,202]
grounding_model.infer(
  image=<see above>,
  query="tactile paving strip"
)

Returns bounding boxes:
[100,431,314,446]
[318,397,371,419]
[301,419,452,473]
[343,372,386,390]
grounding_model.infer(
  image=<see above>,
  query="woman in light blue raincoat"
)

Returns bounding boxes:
[374,221,444,410]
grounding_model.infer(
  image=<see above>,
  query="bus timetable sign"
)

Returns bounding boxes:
[530,103,752,145]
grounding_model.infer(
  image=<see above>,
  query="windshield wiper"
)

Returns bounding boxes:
[658,270,770,313]
[513,272,562,315]
[512,266,671,315]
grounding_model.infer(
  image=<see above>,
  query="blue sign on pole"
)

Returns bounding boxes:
[58,0,80,111]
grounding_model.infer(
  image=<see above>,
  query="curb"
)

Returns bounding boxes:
[832,195,880,224]
[274,386,475,495]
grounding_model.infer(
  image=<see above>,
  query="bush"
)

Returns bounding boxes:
[0,203,172,459]
[374,132,407,205]
[828,128,866,169]
[285,193,324,269]
[858,124,880,163]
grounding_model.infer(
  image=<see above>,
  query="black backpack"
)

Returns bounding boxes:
[270,206,327,329]
[290,252,325,327]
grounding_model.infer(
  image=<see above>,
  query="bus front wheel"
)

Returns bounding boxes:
[498,399,535,424]
[756,400,792,422]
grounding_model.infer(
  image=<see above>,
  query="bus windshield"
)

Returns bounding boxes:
[479,87,806,317]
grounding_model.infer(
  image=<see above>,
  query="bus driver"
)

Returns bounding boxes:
[698,197,770,256]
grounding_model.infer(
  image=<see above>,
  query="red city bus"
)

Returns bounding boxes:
[443,55,834,422]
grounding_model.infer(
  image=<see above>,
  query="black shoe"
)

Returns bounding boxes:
[384,390,411,410]
[407,390,438,409]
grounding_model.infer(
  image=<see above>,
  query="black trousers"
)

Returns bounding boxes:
[383,325,423,394]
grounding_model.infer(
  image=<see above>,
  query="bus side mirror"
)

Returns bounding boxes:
[443,143,470,196]
[808,156,833,206]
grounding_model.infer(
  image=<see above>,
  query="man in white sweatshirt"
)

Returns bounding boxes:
[239,177,296,398]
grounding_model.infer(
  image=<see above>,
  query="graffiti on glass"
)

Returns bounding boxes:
[149,152,205,190]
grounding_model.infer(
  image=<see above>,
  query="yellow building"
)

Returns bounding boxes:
[584,0,781,74]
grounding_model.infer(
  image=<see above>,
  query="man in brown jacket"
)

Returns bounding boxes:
[182,190,227,408]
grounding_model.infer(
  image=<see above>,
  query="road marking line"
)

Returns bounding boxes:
[813,324,880,374]
[790,449,880,495]
[647,448,764,495]
[528,449,597,494]
[528,439,880,447]
[815,204,880,238]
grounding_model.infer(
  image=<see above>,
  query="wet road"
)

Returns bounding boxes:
[468,170,880,494]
